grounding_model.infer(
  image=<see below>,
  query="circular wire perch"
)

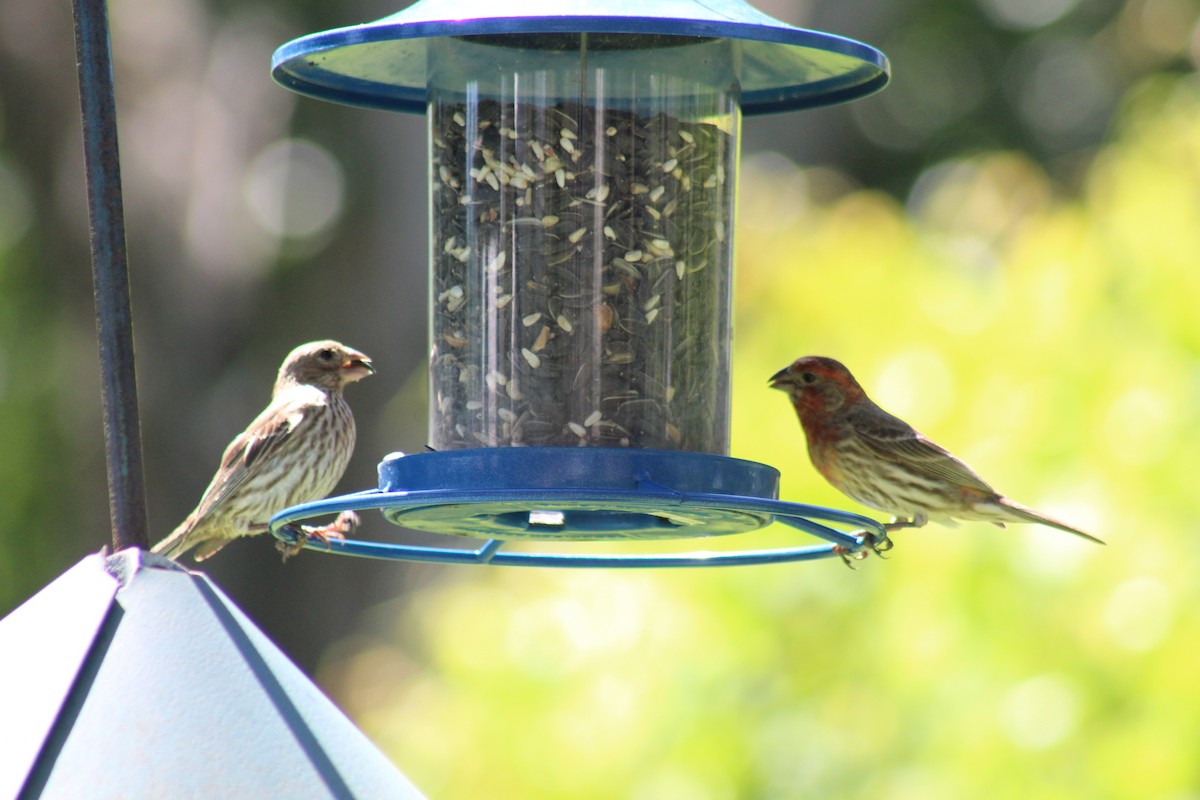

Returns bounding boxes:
[269,448,891,567]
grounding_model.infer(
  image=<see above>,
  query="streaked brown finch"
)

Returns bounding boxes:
[153,340,374,561]
[770,356,1104,548]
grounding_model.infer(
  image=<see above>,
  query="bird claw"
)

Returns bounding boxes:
[833,544,869,569]
[275,511,360,562]
[865,531,894,557]
[832,520,902,568]
[306,510,360,544]
[275,525,307,562]
[862,514,924,557]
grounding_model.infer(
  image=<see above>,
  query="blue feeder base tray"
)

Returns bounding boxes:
[269,448,889,567]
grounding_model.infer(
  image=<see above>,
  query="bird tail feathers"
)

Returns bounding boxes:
[997,498,1105,545]
[151,519,197,560]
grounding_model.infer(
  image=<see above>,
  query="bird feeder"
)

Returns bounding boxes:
[269,0,893,565]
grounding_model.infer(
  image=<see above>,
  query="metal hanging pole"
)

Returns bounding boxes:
[71,0,150,551]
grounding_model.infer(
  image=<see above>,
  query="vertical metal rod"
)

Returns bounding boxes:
[71,0,150,551]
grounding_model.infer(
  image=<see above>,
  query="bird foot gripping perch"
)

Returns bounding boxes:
[830,514,924,568]
[276,510,361,562]
[832,533,891,568]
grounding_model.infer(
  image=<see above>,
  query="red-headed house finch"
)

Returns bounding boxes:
[153,340,374,562]
[769,356,1104,545]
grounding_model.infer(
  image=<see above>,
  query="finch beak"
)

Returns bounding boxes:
[341,352,375,382]
[768,366,792,390]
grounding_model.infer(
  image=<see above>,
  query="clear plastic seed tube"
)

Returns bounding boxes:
[427,34,739,453]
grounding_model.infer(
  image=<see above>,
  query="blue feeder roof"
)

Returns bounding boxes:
[0,549,424,799]
[272,0,889,115]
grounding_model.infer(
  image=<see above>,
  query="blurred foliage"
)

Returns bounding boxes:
[317,76,1200,798]
[1,0,1199,796]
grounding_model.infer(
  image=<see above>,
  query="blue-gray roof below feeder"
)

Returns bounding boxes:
[0,549,424,800]
[272,0,888,115]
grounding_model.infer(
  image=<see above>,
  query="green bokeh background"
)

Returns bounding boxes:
[1,0,1198,797]
[316,77,1200,799]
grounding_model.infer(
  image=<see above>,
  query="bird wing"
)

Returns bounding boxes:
[846,407,996,494]
[188,393,323,523]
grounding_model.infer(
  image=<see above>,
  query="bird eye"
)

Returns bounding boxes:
[800,371,817,384]
[318,348,335,362]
